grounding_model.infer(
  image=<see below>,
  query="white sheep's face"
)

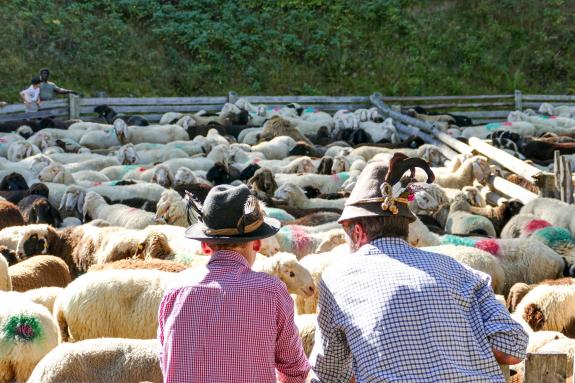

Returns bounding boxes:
[17,125,33,137]
[29,156,52,176]
[411,191,440,212]
[297,159,315,174]
[220,103,241,117]
[38,165,62,182]
[153,167,172,188]
[274,184,295,201]
[277,258,315,297]
[118,145,139,165]
[9,142,31,161]
[462,186,483,207]
[60,189,85,214]
[113,119,128,142]
[368,107,384,122]
[538,103,554,115]
[332,156,349,174]
[260,235,280,256]
[175,167,197,185]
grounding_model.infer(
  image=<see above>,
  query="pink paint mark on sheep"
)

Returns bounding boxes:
[253,158,261,164]
[475,239,500,256]
[128,208,139,213]
[502,122,513,126]
[287,225,314,254]
[0,138,6,143]
[550,116,558,119]
[138,167,147,172]
[525,219,552,234]
[92,182,102,186]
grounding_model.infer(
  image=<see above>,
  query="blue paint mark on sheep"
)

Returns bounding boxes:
[120,165,140,175]
[441,234,478,247]
[263,207,295,223]
[485,123,501,131]
[532,226,575,248]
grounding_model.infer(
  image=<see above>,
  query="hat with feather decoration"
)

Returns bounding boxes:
[184,184,280,243]
[338,153,435,223]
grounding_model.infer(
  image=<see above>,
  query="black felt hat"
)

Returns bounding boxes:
[184,184,280,244]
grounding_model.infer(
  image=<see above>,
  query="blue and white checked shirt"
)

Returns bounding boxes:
[309,238,528,383]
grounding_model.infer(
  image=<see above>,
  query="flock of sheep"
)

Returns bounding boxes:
[2,97,575,382]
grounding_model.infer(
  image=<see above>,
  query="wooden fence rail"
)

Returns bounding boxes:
[0,90,573,124]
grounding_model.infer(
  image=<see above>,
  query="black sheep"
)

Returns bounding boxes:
[411,106,474,127]
[0,173,28,191]
[94,105,149,126]
[0,246,18,266]
[239,163,261,182]
[334,128,373,146]
[0,183,49,205]
[207,163,241,185]
[18,196,62,227]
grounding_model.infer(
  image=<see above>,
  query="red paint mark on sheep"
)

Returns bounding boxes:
[475,239,500,256]
[138,167,147,172]
[525,219,552,234]
[502,122,513,126]
[0,138,6,143]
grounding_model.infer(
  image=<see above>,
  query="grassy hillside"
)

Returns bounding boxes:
[1,0,574,102]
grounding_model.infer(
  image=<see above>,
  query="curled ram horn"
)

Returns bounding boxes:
[184,191,204,224]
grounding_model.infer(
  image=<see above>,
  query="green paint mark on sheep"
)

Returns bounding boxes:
[532,226,575,248]
[2,315,42,343]
[485,123,501,131]
[264,207,295,222]
[441,234,477,247]
[120,165,140,175]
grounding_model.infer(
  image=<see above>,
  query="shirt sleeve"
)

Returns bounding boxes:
[275,283,311,383]
[475,274,529,360]
[309,277,353,383]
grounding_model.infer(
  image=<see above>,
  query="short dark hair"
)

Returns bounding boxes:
[39,68,50,74]
[347,215,410,242]
[31,76,41,85]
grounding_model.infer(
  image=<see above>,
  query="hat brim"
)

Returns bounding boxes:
[184,217,281,244]
[338,202,416,223]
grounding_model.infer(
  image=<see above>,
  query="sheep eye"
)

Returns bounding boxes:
[289,271,295,278]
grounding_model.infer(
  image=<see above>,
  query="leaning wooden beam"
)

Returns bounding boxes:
[432,130,474,156]
[370,93,434,134]
[489,176,538,204]
[524,352,567,383]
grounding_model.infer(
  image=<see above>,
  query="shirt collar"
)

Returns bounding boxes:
[366,237,411,256]
[208,250,251,269]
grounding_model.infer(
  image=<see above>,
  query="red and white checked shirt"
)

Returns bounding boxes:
[158,250,311,383]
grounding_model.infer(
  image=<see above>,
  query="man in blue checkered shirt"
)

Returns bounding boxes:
[309,154,529,383]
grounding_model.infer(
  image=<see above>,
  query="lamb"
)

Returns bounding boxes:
[8,255,71,292]
[7,141,41,161]
[83,192,157,229]
[37,164,76,185]
[0,200,25,230]
[117,143,188,165]
[22,287,63,313]
[88,258,188,273]
[252,252,315,298]
[521,197,575,235]
[0,291,59,383]
[27,338,163,383]
[274,172,350,194]
[114,119,189,145]
[422,245,505,294]
[258,115,313,145]
[438,236,564,295]
[0,224,53,257]
[274,183,346,211]
[274,225,346,259]
[417,156,491,189]
[18,196,62,227]
[251,136,297,160]
[445,194,497,237]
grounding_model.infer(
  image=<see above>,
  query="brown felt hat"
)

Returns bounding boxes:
[338,153,435,223]
[184,184,280,244]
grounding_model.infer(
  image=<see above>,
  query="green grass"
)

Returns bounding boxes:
[1,0,574,102]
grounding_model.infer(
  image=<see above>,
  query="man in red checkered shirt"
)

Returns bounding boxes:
[158,184,310,383]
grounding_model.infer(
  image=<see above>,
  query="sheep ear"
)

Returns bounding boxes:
[77,192,85,214]
[53,169,64,183]
[472,162,486,183]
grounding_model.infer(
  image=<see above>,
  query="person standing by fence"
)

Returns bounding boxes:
[309,154,529,383]
[19,76,42,112]
[38,68,77,101]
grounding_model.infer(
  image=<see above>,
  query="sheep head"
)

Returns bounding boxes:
[271,252,314,297]
[82,192,106,220]
[38,164,66,183]
[133,232,173,260]
[249,168,277,196]
[174,167,197,186]
[16,225,54,258]
[0,245,19,266]
[332,156,350,174]
[151,165,174,188]
[60,185,86,218]
[0,172,28,191]
[260,235,280,256]
[538,103,555,116]
[117,144,140,165]
[469,156,491,184]
[207,144,230,166]
[16,125,34,139]
[417,145,444,167]
[291,157,315,174]
[113,119,129,144]
[273,183,306,206]
[220,103,242,118]
[8,141,35,161]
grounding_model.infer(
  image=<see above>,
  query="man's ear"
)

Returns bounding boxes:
[252,240,261,252]
[201,242,214,255]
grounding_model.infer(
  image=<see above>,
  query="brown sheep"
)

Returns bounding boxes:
[88,258,188,273]
[259,115,313,145]
[9,255,71,292]
[505,173,540,195]
[508,278,575,313]
[284,212,340,227]
[248,168,278,205]
[133,231,174,261]
[0,200,25,230]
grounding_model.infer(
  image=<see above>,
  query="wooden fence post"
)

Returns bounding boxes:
[560,155,574,204]
[524,352,567,383]
[515,89,523,111]
[68,94,80,120]
[228,91,238,104]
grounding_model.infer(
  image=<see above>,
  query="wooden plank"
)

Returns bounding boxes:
[68,94,80,120]
[523,94,575,101]
[0,104,27,113]
[515,89,523,111]
[522,102,575,109]
[458,110,510,118]
[524,352,566,383]
[243,96,369,103]
[370,93,434,134]
[80,97,228,106]
[79,104,223,114]
[0,99,69,113]
[433,130,475,156]
[0,108,68,123]
[379,94,514,102]
[489,176,538,204]
[402,102,515,110]
[468,137,543,183]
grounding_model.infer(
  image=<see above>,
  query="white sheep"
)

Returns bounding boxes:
[416,155,491,189]
[252,252,315,297]
[461,121,536,139]
[7,141,41,162]
[539,102,575,118]
[0,133,25,158]
[359,118,400,143]
[83,192,156,229]
[407,217,441,247]
[521,197,575,235]
[153,189,189,227]
[275,172,350,194]
[274,225,346,259]
[77,128,121,149]
[116,143,189,165]
[252,136,297,160]
[63,157,120,173]
[22,286,63,313]
[37,164,76,185]
[114,119,189,145]
[0,291,59,383]
[0,252,10,291]
[445,193,497,237]
[27,338,162,383]
[274,183,346,210]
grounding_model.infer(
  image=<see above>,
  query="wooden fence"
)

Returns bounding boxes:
[0,90,573,124]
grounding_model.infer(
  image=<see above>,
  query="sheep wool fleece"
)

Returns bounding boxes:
[309,238,529,383]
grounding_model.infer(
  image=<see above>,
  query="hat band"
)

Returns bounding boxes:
[203,217,264,236]
[350,196,409,215]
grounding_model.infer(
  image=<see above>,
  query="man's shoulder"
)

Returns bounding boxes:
[248,269,288,293]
